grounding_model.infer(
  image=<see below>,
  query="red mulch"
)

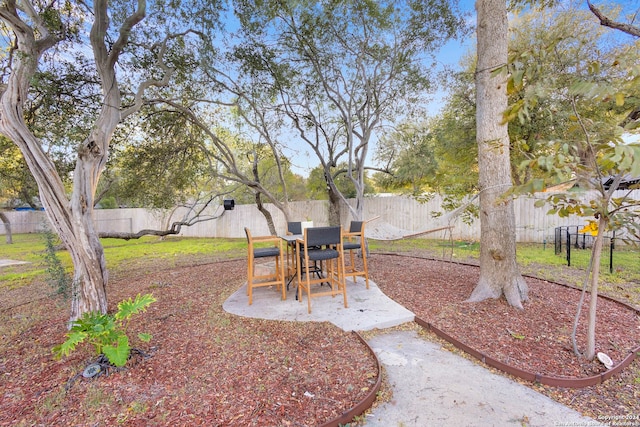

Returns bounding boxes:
[1,254,639,425]
[369,254,640,378]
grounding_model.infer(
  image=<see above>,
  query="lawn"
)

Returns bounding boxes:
[3,232,639,306]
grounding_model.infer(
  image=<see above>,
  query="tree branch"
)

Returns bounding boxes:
[587,1,640,38]
[98,197,225,240]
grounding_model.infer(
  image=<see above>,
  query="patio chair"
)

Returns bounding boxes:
[287,221,302,235]
[286,221,322,287]
[342,221,369,289]
[296,226,347,313]
[244,227,286,305]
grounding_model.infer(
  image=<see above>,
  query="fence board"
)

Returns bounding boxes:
[3,190,639,243]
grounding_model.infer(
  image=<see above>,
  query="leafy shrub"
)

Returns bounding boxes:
[53,293,156,367]
[41,228,71,299]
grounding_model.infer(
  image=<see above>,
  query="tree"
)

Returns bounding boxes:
[0,211,12,244]
[0,1,221,323]
[144,102,301,234]
[511,4,640,359]
[588,0,640,38]
[469,0,528,309]
[231,0,466,224]
[374,122,439,195]
[586,1,640,132]
[0,136,52,209]
[307,163,374,200]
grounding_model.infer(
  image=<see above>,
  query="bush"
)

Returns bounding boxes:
[53,293,156,367]
[41,228,70,299]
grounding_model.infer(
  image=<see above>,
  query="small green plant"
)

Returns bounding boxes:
[53,293,156,367]
[41,228,71,299]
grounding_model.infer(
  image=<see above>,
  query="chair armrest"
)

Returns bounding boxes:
[342,231,361,241]
[251,235,281,243]
[343,231,360,237]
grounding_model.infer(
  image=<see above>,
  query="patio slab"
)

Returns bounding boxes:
[223,275,415,332]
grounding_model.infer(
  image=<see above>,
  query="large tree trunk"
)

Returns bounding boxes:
[0,111,110,321]
[327,182,342,226]
[0,1,144,324]
[255,192,277,235]
[468,0,528,309]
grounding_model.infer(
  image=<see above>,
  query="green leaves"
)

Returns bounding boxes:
[53,293,156,368]
[102,336,131,368]
[115,293,157,321]
[52,331,88,359]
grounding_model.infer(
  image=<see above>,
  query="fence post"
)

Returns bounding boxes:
[609,231,615,274]
[566,227,571,267]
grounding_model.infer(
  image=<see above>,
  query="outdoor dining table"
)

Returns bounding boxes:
[280,232,325,295]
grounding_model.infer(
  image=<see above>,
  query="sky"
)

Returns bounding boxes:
[283,0,640,177]
[284,0,477,177]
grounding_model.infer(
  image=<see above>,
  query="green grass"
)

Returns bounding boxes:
[99,236,245,269]
[0,234,246,289]
[2,233,638,295]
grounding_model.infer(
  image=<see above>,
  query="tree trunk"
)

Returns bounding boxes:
[0,16,107,321]
[255,192,277,235]
[0,1,145,324]
[327,183,342,226]
[0,212,12,244]
[468,0,528,309]
[1,122,110,321]
[585,216,607,360]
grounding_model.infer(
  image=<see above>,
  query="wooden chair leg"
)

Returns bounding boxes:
[277,255,286,301]
[348,249,357,283]
[247,255,253,296]
[361,249,369,289]
[339,251,348,308]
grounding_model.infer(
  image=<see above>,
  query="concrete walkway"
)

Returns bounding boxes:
[223,275,603,427]
[0,259,29,267]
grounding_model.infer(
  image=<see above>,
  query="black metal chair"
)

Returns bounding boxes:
[244,227,286,305]
[296,226,347,313]
[342,221,369,289]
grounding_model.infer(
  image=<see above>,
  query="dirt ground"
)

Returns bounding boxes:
[1,253,639,426]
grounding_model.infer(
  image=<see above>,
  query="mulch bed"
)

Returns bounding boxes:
[368,253,640,419]
[1,254,639,425]
[369,254,640,378]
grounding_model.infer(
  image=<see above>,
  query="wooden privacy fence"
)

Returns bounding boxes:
[2,191,639,243]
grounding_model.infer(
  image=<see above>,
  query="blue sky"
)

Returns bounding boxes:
[285,0,478,176]
[286,0,640,176]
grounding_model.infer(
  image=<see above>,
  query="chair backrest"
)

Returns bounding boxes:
[287,222,302,235]
[305,226,341,247]
[349,221,364,234]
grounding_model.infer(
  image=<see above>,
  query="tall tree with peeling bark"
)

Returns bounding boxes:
[0,1,220,323]
[468,0,528,308]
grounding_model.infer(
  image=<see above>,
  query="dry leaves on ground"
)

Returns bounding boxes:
[1,253,639,426]
[0,260,377,426]
[368,253,640,420]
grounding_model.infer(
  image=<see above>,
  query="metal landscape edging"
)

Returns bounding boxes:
[319,331,382,427]
[386,253,640,389]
